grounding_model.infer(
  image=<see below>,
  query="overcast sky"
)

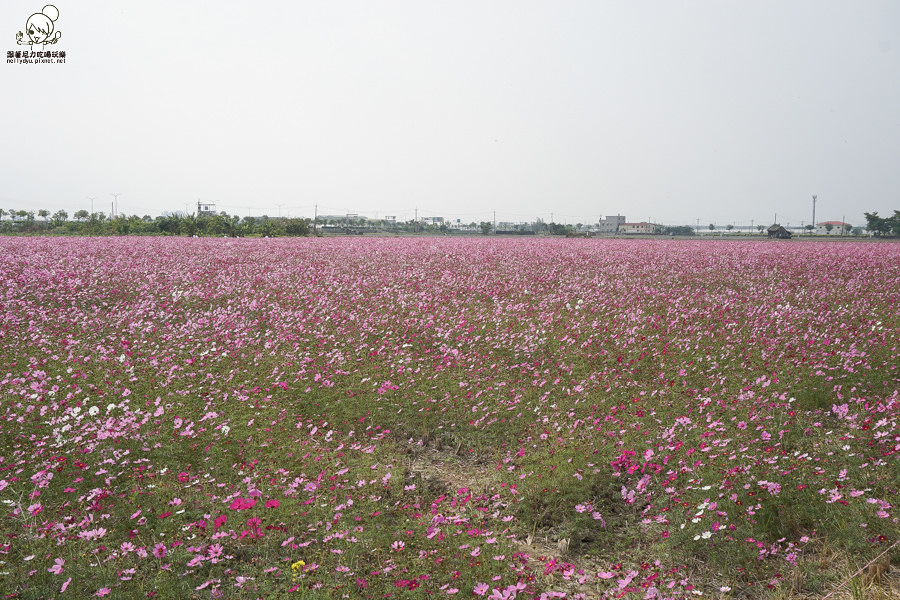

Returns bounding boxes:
[3,1,899,227]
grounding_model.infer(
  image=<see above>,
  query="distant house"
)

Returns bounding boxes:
[598,215,625,234]
[767,224,791,239]
[619,222,659,234]
[815,221,851,235]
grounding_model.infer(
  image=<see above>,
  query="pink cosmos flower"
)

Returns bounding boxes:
[208,543,224,559]
[187,554,206,567]
[48,558,65,575]
[230,497,256,510]
[153,543,167,558]
[243,516,263,539]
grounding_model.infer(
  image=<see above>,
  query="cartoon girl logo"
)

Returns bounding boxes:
[16,5,62,51]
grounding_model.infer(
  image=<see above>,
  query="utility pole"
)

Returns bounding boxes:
[842,214,846,237]
[812,194,817,235]
[276,204,284,218]
[414,207,418,222]
[87,196,97,215]
[313,203,318,234]
[493,210,496,234]
[110,193,122,218]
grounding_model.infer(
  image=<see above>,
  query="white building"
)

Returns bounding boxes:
[816,221,851,235]
[619,221,659,234]
[597,215,625,233]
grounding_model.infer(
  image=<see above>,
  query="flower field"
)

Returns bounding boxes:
[1,237,898,599]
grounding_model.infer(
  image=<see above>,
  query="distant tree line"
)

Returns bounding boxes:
[0,209,312,237]
[0,210,701,237]
[660,225,696,236]
[863,211,900,237]
[6,208,892,237]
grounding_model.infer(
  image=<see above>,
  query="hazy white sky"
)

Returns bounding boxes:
[3,1,899,227]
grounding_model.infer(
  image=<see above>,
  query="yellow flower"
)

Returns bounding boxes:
[291,560,306,581]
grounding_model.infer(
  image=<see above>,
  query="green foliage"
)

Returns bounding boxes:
[51,209,68,226]
[547,222,571,235]
[863,210,900,236]
[180,214,200,236]
[0,209,314,237]
[792,385,834,412]
[661,225,695,236]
